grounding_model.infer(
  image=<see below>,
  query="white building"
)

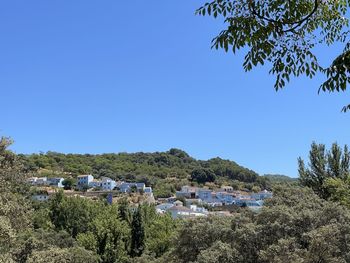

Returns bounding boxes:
[165,200,208,219]
[77,175,94,188]
[89,179,102,188]
[101,177,117,191]
[27,177,49,186]
[47,177,64,188]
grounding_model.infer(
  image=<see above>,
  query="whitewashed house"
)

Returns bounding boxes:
[101,177,117,191]
[89,179,102,188]
[47,177,64,188]
[251,190,273,200]
[167,200,207,219]
[119,182,146,193]
[196,188,212,201]
[156,203,174,213]
[176,185,197,199]
[77,175,94,188]
[31,177,48,186]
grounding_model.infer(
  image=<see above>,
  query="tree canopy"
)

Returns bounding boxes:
[196,0,350,111]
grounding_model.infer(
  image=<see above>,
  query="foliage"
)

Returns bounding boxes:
[263,174,297,183]
[196,0,350,110]
[62,177,75,190]
[166,186,350,263]
[131,207,145,257]
[298,142,350,199]
[6,137,350,263]
[20,149,265,194]
[190,168,216,184]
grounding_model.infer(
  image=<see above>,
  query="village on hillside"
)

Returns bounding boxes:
[28,174,273,219]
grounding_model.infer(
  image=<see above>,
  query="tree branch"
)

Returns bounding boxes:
[249,0,319,33]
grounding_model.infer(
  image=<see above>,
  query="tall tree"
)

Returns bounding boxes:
[197,0,350,111]
[298,142,350,199]
[130,207,145,257]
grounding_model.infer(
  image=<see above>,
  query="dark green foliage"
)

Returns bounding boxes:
[20,150,263,193]
[191,168,216,184]
[263,174,297,183]
[169,186,350,263]
[62,177,75,190]
[196,0,350,111]
[299,142,350,199]
[131,207,145,257]
[49,192,104,237]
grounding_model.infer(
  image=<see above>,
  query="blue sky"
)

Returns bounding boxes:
[1,1,349,177]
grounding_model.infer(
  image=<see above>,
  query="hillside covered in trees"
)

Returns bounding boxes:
[4,138,350,263]
[19,149,270,197]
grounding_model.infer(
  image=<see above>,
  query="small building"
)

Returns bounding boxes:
[221,186,234,193]
[189,204,208,214]
[47,177,64,188]
[251,190,273,200]
[32,194,50,202]
[156,203,174,213]
[77,175,94,188]
[216,191,235,205]
[119,182,146,193]
[101,177,117,191]
[89,180,102,188]
[144,187,153,197]
[176,185,197,199]
[167,200,207,219]
[196,188,212,201]
[28,177,48,186]
[27,177,38,185]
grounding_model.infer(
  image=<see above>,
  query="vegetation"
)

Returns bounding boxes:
[299,142,350,206]
[263,174,297,183]
[197,0,350,111]
[165,186,350,263]
[19,149,269,197]
[5,137,350,262]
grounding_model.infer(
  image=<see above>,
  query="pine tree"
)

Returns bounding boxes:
[130,207,145,257]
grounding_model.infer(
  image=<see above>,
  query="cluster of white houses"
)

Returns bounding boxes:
[28,177,65,188]
[156,185,273,219]
[76,174,153,194]
[28,174,153,199]
[28,175,273,220]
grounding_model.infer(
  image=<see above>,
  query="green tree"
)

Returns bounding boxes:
[196,241,242,263]
[298,142,350,199]
[62,178,75,190]
[191,168,216,184]
[196,0,350,111]
[131,207,145,257]
[26,247,100,263]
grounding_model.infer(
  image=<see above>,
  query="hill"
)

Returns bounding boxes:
[19,148,271,197]
[263,174,297,183]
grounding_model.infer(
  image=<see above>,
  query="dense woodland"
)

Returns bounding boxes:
[3,138,350,262]
[19,149,271,197]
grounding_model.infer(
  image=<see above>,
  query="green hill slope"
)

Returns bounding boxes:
[20,148,270,197]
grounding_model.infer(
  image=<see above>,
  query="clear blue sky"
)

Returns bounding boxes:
[1,1,349,177]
